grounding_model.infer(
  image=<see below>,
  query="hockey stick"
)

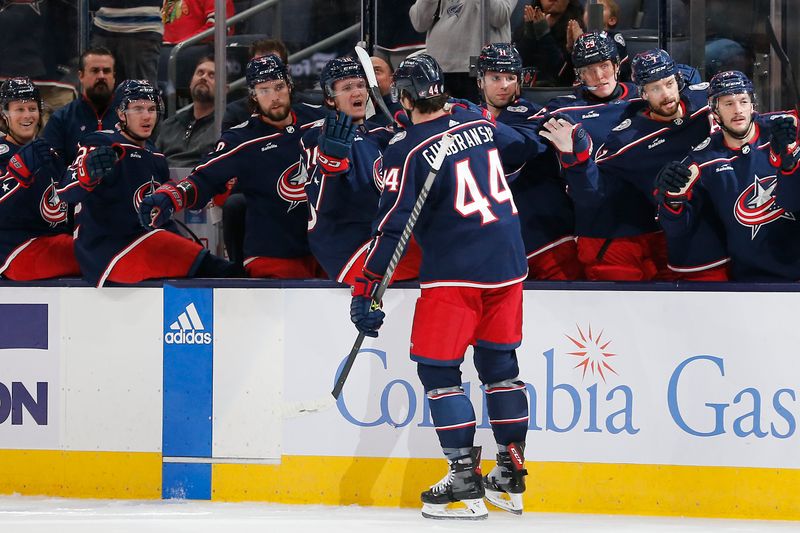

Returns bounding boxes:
[354,45,397,125]
[330,132,456,400]
[766,17,800,114]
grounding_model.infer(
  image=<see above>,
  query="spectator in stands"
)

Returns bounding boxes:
[373,0,426,71]
[162,0,235,45]
[222,39,290,130]
[514,0,584,87]
[91,0,163,85]
[409,0,517,101]
[566,0,630,81]
[42,47,119,164]
[156,55,218,168]
[0,0,77,124]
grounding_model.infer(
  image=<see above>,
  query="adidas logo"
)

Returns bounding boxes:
[165,302,212,345]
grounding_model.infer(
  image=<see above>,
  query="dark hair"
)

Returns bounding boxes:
[249,39,288,63]
[411,93,449,114]
[79,46,115,72]
[195,55,215,69]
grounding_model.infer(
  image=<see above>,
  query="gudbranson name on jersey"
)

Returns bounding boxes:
[421,125,495,168]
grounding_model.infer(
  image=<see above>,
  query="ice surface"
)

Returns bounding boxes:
[0,496,796,533]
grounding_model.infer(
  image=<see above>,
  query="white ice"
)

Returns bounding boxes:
[0,496,797,533]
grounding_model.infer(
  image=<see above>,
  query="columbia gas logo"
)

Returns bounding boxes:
[165,302,212,345]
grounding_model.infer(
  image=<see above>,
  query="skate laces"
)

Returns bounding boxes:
[429,469,455,494]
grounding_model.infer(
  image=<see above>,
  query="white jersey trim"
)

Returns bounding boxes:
[98,229,165,287]
[336,241,371,284]
[420,273,527,290]
[668,257,731,273]
[526,235,576,259]
[0,238,36,275]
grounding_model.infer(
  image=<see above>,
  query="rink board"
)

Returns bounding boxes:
[0,282,799,519]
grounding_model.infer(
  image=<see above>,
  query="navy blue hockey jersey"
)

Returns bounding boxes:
[565,83,729,269]
[56,128,172,285]
[491,98,576,258]
[540,82,641,236]
[659,113,800,281]
[0,137,71,269]
[364,108,528,286]
[300,119,388,281]
[185,106,324,261]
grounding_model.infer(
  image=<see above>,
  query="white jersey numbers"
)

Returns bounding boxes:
[454,148,516,224]
[383,167,400,192]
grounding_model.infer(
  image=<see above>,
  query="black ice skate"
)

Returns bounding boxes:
[483,442,527,514]
[420,446,487,520]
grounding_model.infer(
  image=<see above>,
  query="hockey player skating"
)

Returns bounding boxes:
[541,48,729,280]
[350,54,529,520]
[0,77,79,280]
[139,55,326,278]
[476,42,581,280]
[299,56,420,284]
[654,71,800,281]
[56,79,238,286]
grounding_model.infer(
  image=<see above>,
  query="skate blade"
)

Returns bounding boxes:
[421,498,488,520]
[485,489,523,515]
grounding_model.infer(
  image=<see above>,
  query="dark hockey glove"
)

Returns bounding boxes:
[768,115,800,172]
[653,161,698,209]
[318,110,356,173]
[538,113,592,168]
[394,109,412,129]
[6,138,54,187]
[77,145,120,190]
[349,276,385,338]
[448,97,495,124]
[138,181,191,229]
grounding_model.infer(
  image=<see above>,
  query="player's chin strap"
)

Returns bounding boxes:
[119,116,153,143]
[1,111,42,147]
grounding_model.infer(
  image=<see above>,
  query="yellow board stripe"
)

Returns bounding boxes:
[213,456,800,520]
[0,450,161,499]
[2,450,799,521]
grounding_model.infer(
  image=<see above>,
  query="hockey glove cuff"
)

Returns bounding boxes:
[7,138,54,187]
[394,109,412,129]
[137,180,196,229]
[653,161,698,206]
[7,153,34,187]
[558,124,592,168]
[448,98,495,124]
[318,110,356,173]
[77,145,120,190]
[350,276,385,338]
[769,115,800,173]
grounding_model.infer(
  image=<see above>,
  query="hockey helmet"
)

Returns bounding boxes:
[631,49,681,90]
[246,54,292,90]
[477,43,523,78]
[320,56,365,98]
[391,53,445,103]
[707,70,754,108]
[0,77,43,112]
[572,31,619,69]
[116,79,164,117]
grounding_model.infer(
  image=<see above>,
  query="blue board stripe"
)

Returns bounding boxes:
[162,285,213,500]
[0,304,48,350]
[162,463,212,500]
